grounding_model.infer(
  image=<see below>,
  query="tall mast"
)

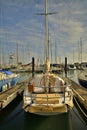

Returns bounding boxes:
[37,0,57,72]
[45,0,49,61]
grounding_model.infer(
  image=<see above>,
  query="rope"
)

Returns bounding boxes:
[71,106,86,127]
[70,97,87,128]
[74,97,87,118]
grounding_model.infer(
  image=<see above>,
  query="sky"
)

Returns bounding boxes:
[0,0,87,65]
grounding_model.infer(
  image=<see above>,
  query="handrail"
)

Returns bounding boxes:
[24,93,71,99]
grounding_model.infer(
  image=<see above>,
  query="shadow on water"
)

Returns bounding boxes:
[0,95,23,126]
[24,111,72,130]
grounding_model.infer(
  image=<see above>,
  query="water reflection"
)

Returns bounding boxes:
[0,96,22,123]
[0,96,23,130]
[24,111,72,130]
[73,98,87,124]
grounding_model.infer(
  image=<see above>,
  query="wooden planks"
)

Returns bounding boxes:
[35,93,59,104]
[28,104,67,113]
[0,82,27,109]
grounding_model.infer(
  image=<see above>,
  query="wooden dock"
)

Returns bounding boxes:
[67,78,87,110]
[0,81,27,110]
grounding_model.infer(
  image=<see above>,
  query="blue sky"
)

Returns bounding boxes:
[0,0,87,65]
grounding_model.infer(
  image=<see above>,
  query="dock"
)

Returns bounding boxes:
[67,78,87,110]
[0,81,27,110]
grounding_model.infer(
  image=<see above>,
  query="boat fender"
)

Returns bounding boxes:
[59,80,64,86]
[28,82,34,92]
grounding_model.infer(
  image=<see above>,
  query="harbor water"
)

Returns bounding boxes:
[0,70,87,130]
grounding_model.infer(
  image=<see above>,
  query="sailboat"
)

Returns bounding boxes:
[78,71,87,89]
[23,0,73,116]
[0,70,20,92]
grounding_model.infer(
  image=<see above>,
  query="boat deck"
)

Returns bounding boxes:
[28,104,67,113]
[23,90,73,114]
[23,103,67,114]
[35,93,60,104]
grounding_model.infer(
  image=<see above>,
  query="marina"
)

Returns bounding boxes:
[0,70,87,115]
[0,0,87,129]
[0,70,87,130]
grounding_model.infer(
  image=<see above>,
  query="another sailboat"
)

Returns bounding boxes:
[23,0,73,116]
[78,71,87,89]
[0,70,20,92]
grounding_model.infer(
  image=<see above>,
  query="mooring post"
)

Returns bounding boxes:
[65,57,67,77]
[32,57,35,78]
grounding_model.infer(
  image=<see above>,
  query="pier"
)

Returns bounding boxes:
[0,81,27,110]
[67,78,87,110]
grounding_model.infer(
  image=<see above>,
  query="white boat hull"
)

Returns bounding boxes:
[23,73,73,116]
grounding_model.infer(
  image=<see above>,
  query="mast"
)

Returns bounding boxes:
[16,41,18,66]
[38,0,57,72]
[80,37,82,63]
[78,37,82,63]
[55,42,57,64]
[45,0,49,61]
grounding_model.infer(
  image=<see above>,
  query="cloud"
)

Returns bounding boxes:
[0,0,87,64]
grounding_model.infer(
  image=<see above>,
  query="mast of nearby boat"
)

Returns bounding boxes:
[0,48,2,67]
[78,38,82,64]
[50,40,53,64]
[80,37,82,63]
[16,41,18,67]
[55,42,57,64]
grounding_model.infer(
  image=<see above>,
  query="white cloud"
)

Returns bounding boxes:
[0,0,87,64]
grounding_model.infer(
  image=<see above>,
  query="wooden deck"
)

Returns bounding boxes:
[0,81,27,109]
[28,104,67,113]
[35,93,60,104]
[23,103,67,114]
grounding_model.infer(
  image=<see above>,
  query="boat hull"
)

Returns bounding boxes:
[23,104,68,116]
[0,75,20,92]
[23,72,73,116]
[23,91,73,116]
[78,78,87,88]
[11,75,20,86]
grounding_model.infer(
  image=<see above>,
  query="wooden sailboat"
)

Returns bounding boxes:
[23,0,73,116]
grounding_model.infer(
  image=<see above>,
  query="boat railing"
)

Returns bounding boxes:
[23,94,72,105]
[27,83,72,94]
[23,86,72,105]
